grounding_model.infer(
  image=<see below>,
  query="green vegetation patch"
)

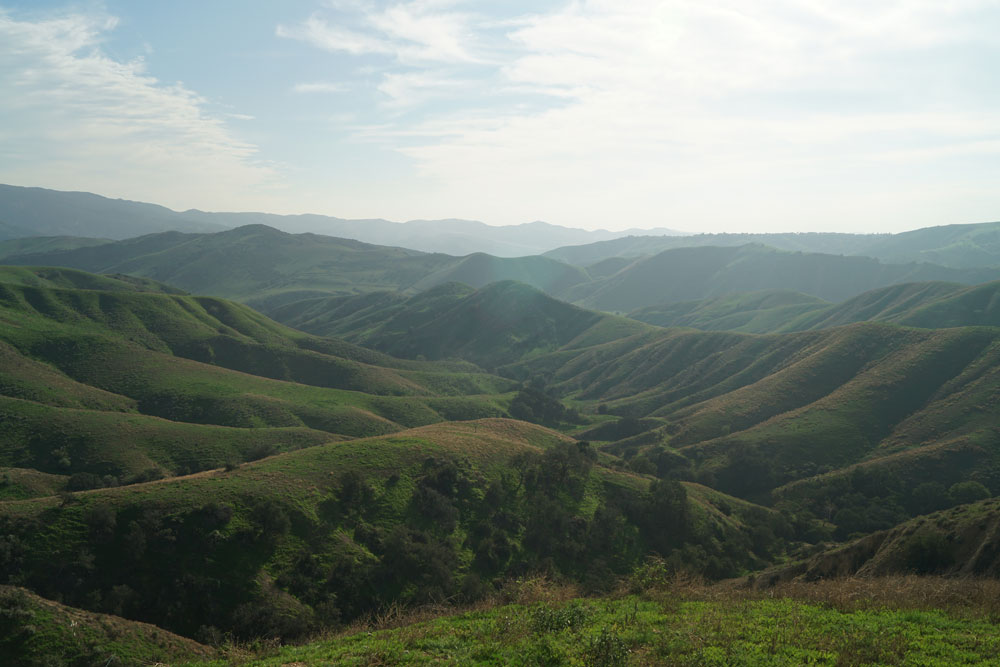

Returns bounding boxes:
[0,585,213,666]
[187,594,1000,666]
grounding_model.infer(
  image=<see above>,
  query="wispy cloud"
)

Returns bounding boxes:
[377,71,468,108]
[277,16,394,57]
[339,0,1000,230]
[277,2,479,64]
[0,9,277,212]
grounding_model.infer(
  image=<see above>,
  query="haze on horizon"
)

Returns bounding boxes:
[0,1,997,235]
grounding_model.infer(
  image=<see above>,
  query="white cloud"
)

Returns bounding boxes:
[353,0,1000,231]
[0,9,277,212]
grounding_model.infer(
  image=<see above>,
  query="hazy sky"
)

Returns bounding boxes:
[0,1,998,233]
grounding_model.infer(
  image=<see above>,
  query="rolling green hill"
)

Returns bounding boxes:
[493,321,1000,538]
[0,265,187,294]
[629,289,830,332]
[0,585,214,666]
[265,275,1000,544]
[0,269,519,482]
[271,281,652,370]
[761,496,1000,582]
[3,263,1000,658]
[411,253,591,297]
[0,235,111,258]
[0,418,782,644]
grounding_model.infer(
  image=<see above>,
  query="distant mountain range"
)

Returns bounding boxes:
[564,244,1000,312]
[5,225,1000,315]
[4,184,1000,268]
[0,184,684,257]
[544,222,1000,269]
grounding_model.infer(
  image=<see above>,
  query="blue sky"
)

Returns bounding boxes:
[0,0,998,233]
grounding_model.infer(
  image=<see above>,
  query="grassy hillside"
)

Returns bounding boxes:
[0,395,334,482]
[180,581,1000,666]
[761,497,1000,582]
[483,319,1000,538]
[267,283,476,341]
[0,585,213,666]
[0,235,111,258]
[0,419,783,643]
[630,289,829,332]
[0,271,522,485]
[271,281,652,370]
[263,273,1000,533]
[411,253,591,296]
[630,280,1000,334]
[3,262,1000,660]
[0,264,186,294]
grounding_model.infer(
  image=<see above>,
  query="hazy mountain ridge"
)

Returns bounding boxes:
[7,225,1000,316]
[545,221,1000,269]
[181,209,687,256]
[0,184,685,256]
[0,184,226,238]
[567,244,1000,312]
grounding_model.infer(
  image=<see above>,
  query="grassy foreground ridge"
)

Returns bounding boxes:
[181,576,1000,666]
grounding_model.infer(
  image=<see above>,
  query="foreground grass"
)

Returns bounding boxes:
[190,577,1000,666]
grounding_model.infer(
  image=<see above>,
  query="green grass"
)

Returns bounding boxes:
[273,280,632,371]
[184,590,1000,666]
[0,277,516,441]
[0,585,213,666]
[0,395,336,480]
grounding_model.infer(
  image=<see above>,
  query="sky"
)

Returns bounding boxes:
[0,1,998,233]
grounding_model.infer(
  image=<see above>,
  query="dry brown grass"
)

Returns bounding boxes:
[663,574,1000,620]
[296,574,581,647]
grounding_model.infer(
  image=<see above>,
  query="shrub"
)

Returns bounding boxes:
[530,602,591,633]
[585,627,629,667]
[949,481,990,505]
[251,500,291,540]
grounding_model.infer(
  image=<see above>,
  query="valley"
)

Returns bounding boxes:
[0,190,999,665]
